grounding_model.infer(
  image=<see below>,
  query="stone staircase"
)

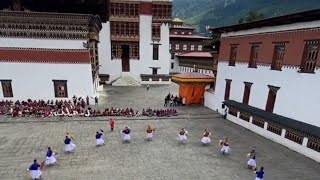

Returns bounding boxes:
[112,73,141,86]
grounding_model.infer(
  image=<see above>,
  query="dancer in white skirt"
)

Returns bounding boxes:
[247,149,257,170]
[220,137,231,155]
[146,126,155,140]
[28,159,42,180]
[64,136,76,152]
[122,127,131,142]
[45,147,57,165]
[201,129,211,145]
[177,128,188,143]
[95,130,105,146]
[254,167,264,180]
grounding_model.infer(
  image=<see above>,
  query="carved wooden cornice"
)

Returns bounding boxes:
[268,85,280,94]
[111,36,140,42]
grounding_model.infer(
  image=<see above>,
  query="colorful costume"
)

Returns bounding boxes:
[146,126,154,140]
[177,129,188,143]
[28,160,42,180]
[201,130,211,145]
[45,148,57,165]
[64,136,76,152]
[96,131,104,146]
[122,127,131,142]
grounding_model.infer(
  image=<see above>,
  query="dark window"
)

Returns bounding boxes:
[249,44,259,68]
[265,85,280,113]
[153,44,159,60]
[171,62,174,69]
[229,45,238,66]
[300,40,319,73]
[171,53,175,59]
[1,80,13,97]
[152,68,158,75]
[224,79,232,100]
[271,44,285,70]
[242,82,252,105]
[53,80,68,98]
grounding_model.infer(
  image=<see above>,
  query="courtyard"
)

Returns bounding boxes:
[0,84,319,180]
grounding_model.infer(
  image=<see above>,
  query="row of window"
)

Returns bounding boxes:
[170,44,202,51]
[1,80,68,98]
[111,44,160,60]
[229,40,320,73]
[172,31,192,35]
[224,80,280,113]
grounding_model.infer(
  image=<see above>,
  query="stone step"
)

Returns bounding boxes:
[112,76,141,86]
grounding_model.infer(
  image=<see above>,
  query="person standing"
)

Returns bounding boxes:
[86,96,90,106]
[247,149,257,170]
[254,167,264,180]
[147,84,150,91]
[220,137,231,155]
[64,136,76,152]
[177,128,188,143]
[28,159,42,180]
[122,127,131,143]
[146,126,155,141]
[45,147,57,165]
[110,118,115,132]
[95,96,98,105]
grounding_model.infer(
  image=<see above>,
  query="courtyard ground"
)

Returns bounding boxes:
[0,84,319,180]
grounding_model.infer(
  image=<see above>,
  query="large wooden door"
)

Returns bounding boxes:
[121,45,130,72]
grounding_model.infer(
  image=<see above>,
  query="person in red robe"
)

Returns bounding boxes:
[110,118,115,132]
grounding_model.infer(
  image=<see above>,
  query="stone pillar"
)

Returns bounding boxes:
[264,122,268,130]
[302,137,308,147]
[237,111,240,118]
[249,116,253,124]
[281,129,286,138]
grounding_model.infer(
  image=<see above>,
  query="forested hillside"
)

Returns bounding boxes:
[173,0,320,34]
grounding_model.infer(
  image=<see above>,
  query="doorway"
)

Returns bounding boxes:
[121,45,130,72]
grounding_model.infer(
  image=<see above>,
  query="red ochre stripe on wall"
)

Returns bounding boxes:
[0,48,90,64]
[140,2,153,15]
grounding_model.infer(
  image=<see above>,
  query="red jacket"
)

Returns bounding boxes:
[110,120,115,128]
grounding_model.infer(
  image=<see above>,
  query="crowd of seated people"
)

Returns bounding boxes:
[142,108,178,117]
[0,98,87,117]
[83,107,140,117]
[164,93,186,106]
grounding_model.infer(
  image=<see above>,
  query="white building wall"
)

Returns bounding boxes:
[206,61,320,127]
[170,56,179,73]
[0,63,95,101]
[98,22,115,75]
[0,38,87,49]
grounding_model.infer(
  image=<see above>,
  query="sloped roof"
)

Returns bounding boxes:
[0,48,90,64]
[177,52,212,58]
[172,18,184,23]
[170,34,210,39]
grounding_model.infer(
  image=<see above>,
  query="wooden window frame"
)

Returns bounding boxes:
[265,85,280,113]
[271,44,285,71]
[153,44,159,60]
[53,80,68,98]
[1,80,13,98]
[175,44,179,50]
[191,45,195,51]
[183,44,187,51]
[300,40,320,73]
[249,43,260,68]
[242,82,252,105]
[229,45,238,66]
[198,45,203,51]
[224,79,232,101]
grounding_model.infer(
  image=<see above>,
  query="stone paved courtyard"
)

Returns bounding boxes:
[0,84,319,180]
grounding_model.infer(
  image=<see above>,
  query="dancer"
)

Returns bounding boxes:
[66,132,74,140]
[122,127,131,143]
[64,136,76,152]
[201,129,211,145]
[254,167,264,180]
[96,130,105,146]
[177,128,188,143]
[146,126,155,141]
[45,147,57,165]
[28,159,42,180]
[247,149,257,170]
[110,118,115,132]
[220,137,231,155]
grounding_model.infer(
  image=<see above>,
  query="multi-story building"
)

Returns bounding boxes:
[99,0,172,85]
[0,10,102,102]
[169,18,214,75]
[205,9,320,162]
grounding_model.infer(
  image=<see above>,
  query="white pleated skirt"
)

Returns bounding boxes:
[123,134,131,141]
[255,177,263,180]
[29,170,42,179]
[96,138,104,145]
[201,137,211,144]
[146,133,153,139]
[177,135,187,141]
[45,153,57,165]
[65,143,76,152]
[221,145,231,154]
[247,158,257,167]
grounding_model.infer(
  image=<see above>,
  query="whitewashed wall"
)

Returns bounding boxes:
[0,63,95,101]
[205,61,320,127]
[169,56,179,73]
[98,22,113,75]
[0,38,87,49]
